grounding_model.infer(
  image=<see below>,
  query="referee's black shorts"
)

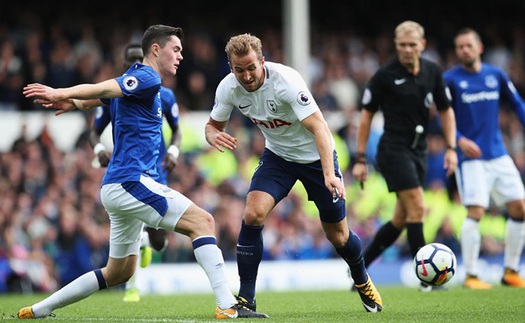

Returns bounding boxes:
[376,144,427,192]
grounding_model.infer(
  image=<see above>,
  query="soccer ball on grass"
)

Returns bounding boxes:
[413,243,456,286]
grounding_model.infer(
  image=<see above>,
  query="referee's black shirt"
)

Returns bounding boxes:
[361,58,450,149]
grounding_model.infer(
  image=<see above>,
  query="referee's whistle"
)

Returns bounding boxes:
[411,125,424,149]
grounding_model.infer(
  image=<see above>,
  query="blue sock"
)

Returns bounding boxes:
[336,230,368,285]
[237,221,264,303]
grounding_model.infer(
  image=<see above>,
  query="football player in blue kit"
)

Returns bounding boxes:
[19,25,268,319]
[444,28,525,289]
[205,33,382,313]
[90,43,181,302]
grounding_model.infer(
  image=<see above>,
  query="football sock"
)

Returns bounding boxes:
[32,269,107,318]
[406,222,425,257]
[237,221,264,304]
[460,216,480,276]
[504,217,525,271]
[363,221,402,267]
[141,229,151,248]
[335,230,368,285]
[193,236,236,310]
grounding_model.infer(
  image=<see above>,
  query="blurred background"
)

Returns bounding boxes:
[1,0,525,293]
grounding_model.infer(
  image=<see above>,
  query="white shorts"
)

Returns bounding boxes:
[456,155,525,208]
[101,175,192,259]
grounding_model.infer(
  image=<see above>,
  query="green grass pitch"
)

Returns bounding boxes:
[1,285,524,322]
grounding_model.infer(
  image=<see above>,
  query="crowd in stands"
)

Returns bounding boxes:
[1,3,525,292]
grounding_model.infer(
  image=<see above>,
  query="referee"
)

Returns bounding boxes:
[351,20,458,292]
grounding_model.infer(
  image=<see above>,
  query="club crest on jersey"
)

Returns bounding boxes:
[485,75,498,88]
[123,76,139,91]
[297,91,311,106]
[267,100,277,113]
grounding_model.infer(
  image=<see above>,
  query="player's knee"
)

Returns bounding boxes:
[243,209,266,226]
[324,229,348,248]
[191,212,216,236]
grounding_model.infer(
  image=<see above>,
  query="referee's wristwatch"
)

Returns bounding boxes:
[446,144,456,150]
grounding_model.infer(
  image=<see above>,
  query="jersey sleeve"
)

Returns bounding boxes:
[115,66,161,101]
[93,106,111,135]
[161,86,179,128]
[210,78,235,122]
[498,69,525,127]
[277,67,319,121]
[361,70,382,113]
[432,64,451,111]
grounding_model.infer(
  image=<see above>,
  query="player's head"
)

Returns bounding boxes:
[454,28,483,69]
[225,33,265,92]
[142,24,184,77]
[124,44,144,69]
[394,20,426,69]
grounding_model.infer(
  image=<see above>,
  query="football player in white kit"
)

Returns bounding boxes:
[205,33,382,313]
[19,25,268,320]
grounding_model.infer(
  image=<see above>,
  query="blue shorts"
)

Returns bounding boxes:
[249,148,345,223]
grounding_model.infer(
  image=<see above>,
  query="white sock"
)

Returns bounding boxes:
[504,218,525,271]
[193,238,236,310]
[461,217,481,276]
[141,230,151,248]
[32,270,104,318]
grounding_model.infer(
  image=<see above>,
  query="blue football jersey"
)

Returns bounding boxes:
[444,63,525,162]
[102,63,163,184]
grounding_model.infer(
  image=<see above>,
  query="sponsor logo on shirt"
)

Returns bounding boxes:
[251,118,292,129]
[461,91,499,104]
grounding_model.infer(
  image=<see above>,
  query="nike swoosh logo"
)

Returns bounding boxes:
[421,260,428,276]
[362,303,378,313]
[394,78,406,85]
[332,187,340,203]
[238,104,252,109]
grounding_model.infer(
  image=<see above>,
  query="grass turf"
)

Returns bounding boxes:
[1,285,524,322]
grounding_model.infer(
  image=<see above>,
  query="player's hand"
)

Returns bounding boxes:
[210,131,237,152]
[162,153,178,173]
[351,163,368,187]
[443,149,458,177]
[23,83,64,103]
[43,100,78,116]
[458,137,482,159]
[325,175,346,202]
[97,151,111,167]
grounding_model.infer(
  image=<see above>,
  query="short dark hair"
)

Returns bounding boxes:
[124,43,143,67]
[455,27,482,44]
[142,25,184,55]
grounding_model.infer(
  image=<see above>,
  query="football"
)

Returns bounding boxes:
[413,243,456,286]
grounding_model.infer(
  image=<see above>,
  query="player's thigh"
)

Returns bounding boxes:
[456,160,490,208]
[297,158,345,223]
[490,155,525,205]
[249,149,297,204]
[101,176,191,257]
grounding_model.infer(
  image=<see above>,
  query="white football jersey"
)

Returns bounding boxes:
[211,62,330,163]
